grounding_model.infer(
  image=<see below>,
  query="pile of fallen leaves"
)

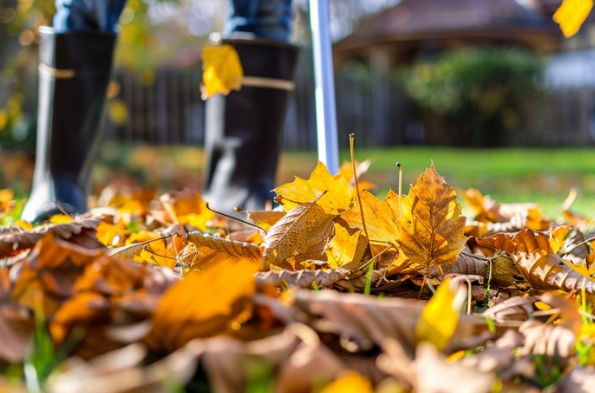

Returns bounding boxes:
[1,161,595,393]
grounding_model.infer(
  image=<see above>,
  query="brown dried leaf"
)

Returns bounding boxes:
[262,202,336,270]
[513,252,595,293]
[187,231,261,260]
[0,217,101,257]
[397,164,467,273]
[519,293,582,357]
[428,251,520,288]
[483,296,537,324]
[255,268,353,289]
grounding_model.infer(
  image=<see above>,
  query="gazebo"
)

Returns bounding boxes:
[332,0,562,145]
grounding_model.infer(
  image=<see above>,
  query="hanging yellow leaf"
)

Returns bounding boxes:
[146,257,258,351]
[416,278,460,350]
[201,44,244,98]
[320,371,375,393]
[326,223,368,269]
[397,164,467,273]
[554,0,593,37]
[274,162,352,215]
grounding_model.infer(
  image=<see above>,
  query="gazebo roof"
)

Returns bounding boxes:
[335,0,561,58]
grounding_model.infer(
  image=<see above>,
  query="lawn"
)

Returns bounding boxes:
[93,144,595,219]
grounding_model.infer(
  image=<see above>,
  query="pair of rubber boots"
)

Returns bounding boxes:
[21,28,298,222]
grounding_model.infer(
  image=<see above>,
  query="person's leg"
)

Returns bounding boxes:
[204,0,297,212]
[21,0,126,222]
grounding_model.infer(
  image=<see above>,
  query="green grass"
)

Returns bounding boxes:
[278,147,595,219]
[92,144,595,219]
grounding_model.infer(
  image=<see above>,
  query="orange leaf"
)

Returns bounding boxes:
[397,164,467,272]
[146,257,258,351]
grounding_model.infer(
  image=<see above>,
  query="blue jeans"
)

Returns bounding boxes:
[53,0,293,42]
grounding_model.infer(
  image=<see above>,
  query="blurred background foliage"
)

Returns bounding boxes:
[401,48,545,147]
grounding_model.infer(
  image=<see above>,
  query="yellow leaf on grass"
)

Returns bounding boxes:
[320,371,374,393]
[146,257,258,351]
[201,44,244,98]
[326,223,368,269]
[416,278,460,350]
[274,162,352,215]
[397,164,467,273]
[554,0,593,37]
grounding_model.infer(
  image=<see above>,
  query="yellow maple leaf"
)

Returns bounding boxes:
[341,190,399,255]
[326,222,368,269]
[397,164,467,273]
[416,278,460,350]
[201,44,244,99]
[146,257,258,351]
[274,162,353,215]
[554,0,593,37]
[320,371,374,393]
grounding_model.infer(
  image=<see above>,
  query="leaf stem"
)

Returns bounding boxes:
[349,134,370,244]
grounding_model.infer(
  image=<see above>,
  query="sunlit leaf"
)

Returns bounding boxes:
[274,162,352,215]
[554,0,593,37]
[415,278,460,350]
[397,164,467,273]
[201,44,244,98]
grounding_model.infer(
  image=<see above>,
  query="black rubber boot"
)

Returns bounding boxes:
[203,38,298,213]
[21,27,116,222]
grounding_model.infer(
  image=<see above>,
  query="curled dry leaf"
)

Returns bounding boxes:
[514,252,595,293]
[397,164,467,273]
[262,202,336,270]
[255,268,352,289]
[187,231,261,260]
[427,250,520,288]
[483,296,538,325]
[145,257,258,351]
[520,293,582,357]
[0,217,101,257]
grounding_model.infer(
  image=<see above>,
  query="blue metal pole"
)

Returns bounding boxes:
[309,0,340,174]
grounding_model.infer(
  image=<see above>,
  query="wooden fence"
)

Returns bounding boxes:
[103,61,595,148]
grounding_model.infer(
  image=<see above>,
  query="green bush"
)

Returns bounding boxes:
[402,48,544,147]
